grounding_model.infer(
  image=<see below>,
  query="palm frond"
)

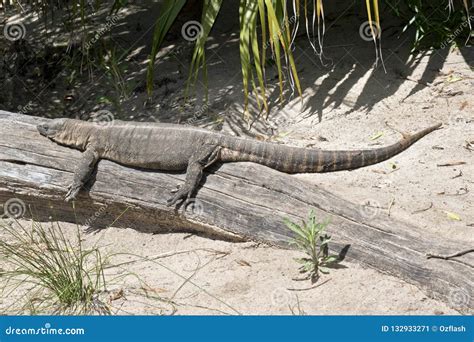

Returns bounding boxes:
[185,0,224,102]
[147,0,188,96]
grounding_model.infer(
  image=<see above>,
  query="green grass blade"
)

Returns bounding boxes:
[265,0,302,100]
[251,22,268,113]
[257,0,267,71]
[239,0,261,115]
[265,0,284,103]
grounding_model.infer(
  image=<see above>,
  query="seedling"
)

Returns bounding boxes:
[285,210,340,283]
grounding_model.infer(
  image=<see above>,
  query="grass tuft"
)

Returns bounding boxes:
[0,220,110,314]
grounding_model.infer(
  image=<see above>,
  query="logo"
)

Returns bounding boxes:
[448,288,470,308]
[359,199,381,219]
[3,21,26,41]
[181,21,203,42]
[182,198,204,218]
[2,198,26,219]
[90,110,115,127]
[359,21,381,42]
[271,288,291,307]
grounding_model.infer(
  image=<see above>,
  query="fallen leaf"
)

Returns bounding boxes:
[271,131,291,141]
[370,132,384,141]
[445,211,462,221]
[236,259,251,267]
[446,75,463,83]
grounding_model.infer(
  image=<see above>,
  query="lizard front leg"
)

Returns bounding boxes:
[167,145,221,206]
[65,147,99,202]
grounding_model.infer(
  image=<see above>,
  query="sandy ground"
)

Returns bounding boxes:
[0,1,472,314]
[0,220,458,315]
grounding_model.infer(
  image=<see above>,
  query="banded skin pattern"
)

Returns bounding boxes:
[37,119,442,206]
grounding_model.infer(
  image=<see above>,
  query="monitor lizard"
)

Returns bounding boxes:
[37,119,442,206]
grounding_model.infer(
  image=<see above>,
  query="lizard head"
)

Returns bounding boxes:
[37,119,67,139]
[37,119,94,150]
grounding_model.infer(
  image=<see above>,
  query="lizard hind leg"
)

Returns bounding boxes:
[166,145,221,206]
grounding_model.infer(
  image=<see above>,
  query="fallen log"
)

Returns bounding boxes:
[0,111,472,313]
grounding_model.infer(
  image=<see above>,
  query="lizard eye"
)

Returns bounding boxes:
[37,124,52,136]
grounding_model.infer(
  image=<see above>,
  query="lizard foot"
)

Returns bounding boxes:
[166,186,191,207]
[65,185,81,202]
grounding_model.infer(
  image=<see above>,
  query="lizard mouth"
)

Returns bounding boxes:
[37,123,55,137]
[37,124,48,136]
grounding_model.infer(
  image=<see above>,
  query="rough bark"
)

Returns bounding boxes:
[0,111,472,313]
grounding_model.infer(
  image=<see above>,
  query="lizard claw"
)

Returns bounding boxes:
[166,187,190,207]
[169,184,181,194]
[65,185,80,202]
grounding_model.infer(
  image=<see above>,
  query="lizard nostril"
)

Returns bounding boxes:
[37,124,49,135]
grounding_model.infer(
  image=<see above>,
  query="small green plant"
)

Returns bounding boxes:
[0,220,110,314]
[285,210,340,283]
[390,0,472,51]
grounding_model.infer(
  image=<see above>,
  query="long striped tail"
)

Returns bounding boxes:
[220,123,442,174]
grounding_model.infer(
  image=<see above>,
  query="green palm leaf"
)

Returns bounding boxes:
[147,0,187,95]
[185,0,223,102]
